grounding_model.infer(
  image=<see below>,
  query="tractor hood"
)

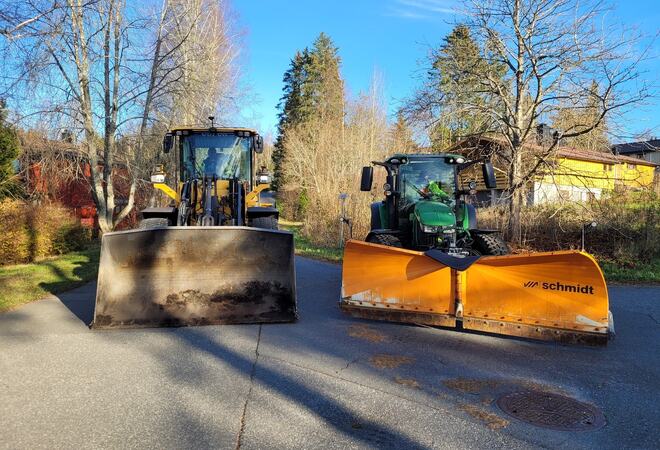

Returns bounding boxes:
[414,200,456,227]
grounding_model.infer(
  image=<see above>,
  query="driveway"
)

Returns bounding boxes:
[1,257,658,449]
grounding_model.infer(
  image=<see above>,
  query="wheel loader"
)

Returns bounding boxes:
[341,153,613,345]
[92,123,296,329]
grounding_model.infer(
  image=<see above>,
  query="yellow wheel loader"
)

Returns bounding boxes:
[341,154,613,345]
[92,123,296,329]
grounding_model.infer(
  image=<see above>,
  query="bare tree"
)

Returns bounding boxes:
[409,0,653,243]
[1,0,241,232]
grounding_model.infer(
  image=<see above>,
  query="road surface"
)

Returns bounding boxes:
[1,257,659,449]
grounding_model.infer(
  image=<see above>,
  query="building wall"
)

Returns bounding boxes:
[531,157,655,205]
[537,157,655,191]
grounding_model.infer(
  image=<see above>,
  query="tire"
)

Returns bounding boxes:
[251,215,278,230]
[472,233,509,255]
[367,233,402,248]
[138,218,170,229]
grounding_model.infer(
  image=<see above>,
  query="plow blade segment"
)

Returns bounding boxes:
[340,240,456,327]
[92,226,296,329]
[463,251,609,345]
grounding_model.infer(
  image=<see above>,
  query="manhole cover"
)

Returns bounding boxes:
[496,391,606,431]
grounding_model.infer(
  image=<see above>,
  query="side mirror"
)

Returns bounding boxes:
[482,161,497,189]
[360,166,373,191]
[254,135,264,154]
[257,173,271,184]
[151,165,165,184]
[162,134,173,154]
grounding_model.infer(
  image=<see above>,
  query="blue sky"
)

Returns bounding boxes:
[237,0,659,142]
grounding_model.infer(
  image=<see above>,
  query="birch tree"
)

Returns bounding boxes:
[0,0,240,232]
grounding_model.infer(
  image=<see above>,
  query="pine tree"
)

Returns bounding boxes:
[0,100,21,199]
[272,33,345,190]
[306,32,344,123]
[272,51,311,189]
[408,25,505,149]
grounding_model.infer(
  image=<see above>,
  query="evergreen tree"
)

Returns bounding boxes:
[408,25,505,149]
[272,33,345,190]
[272,51,311,189]
[0,100,21,200]
[306,32,344,123]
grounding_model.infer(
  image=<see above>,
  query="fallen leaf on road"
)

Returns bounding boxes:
[461,404,509,430]
[369,354,414,369]
[348,324,386,342]
[443,378,500,394]
[394,376,420,389]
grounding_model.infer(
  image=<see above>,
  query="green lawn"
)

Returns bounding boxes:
[0,247,100,313]
[601,259,659,284]
[280,221,343,262]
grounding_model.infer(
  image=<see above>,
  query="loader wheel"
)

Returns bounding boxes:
[251,215,278,230]
[472,233,509,256]
[367,233,402,248]
[138,218,170,229]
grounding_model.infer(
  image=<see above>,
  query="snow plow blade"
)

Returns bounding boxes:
[340,240,610,345]
[92,227,297,329]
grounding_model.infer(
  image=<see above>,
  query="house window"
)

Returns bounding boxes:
[603,164,613,172]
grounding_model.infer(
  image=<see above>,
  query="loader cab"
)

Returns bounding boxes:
[161,127,264,190]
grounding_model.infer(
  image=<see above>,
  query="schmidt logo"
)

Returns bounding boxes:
[523,280,594,295]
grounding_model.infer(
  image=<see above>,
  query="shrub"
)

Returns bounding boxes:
[478,190,660,266]
[0,200,92,265]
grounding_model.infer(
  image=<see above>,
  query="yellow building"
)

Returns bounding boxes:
[448,136,658,204]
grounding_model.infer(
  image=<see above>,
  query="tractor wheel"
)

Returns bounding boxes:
[472,233,509,256]
[138,218,170,229]
[252,215,278,230]
[367,233,402,248]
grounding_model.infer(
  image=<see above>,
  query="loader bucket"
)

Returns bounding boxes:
[340,240,610,345]
[92,226,296,329]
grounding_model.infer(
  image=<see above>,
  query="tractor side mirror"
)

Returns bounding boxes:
[162,134,173,154]
[482,162,497,189]
[254,135,264,154]
[360,166,373,191]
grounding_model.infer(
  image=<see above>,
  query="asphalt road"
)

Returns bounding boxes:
[1,257,659,449]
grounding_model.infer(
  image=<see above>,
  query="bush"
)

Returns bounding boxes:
[478,190,660,266]
[0,200,92,265]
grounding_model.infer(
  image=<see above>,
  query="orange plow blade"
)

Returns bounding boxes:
[340,240,611,345]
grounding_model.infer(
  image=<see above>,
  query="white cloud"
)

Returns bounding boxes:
[385,0,458,20]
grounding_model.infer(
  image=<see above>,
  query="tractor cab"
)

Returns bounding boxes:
[360,153,498,253]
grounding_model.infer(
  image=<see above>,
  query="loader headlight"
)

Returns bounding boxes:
[422,225,439,233]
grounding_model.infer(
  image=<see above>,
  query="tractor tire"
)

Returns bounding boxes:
[367,233,402,248]
[472,233,509,256]
[251,215,278,230]
[138,218,170,229]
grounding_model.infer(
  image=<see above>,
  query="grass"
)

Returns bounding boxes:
[0,246,100,313]
[280,220,343,262]
[601,259,660,284]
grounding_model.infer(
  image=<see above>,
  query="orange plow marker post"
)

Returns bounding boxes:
[340,240,611,345]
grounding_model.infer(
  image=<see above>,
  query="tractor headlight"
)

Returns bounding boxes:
[422,225,439,233]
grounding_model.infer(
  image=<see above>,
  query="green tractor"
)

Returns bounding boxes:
[359,153,509,256]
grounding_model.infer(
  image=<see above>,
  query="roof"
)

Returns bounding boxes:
[612,139,660,155]
[169,126,258,134]
[448,135,657,167]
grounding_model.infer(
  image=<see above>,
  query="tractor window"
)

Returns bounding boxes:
[180,133,251,180]
[399,159,455,208]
